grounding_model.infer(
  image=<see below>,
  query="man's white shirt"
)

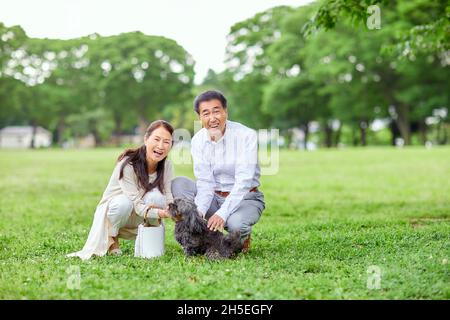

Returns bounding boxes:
[191,120,261,221]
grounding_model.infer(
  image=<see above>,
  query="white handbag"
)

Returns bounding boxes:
[134,207,165,259]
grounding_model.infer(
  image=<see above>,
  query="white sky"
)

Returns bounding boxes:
[0,0,313,83]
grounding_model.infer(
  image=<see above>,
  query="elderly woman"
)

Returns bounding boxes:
[68,120,174,260]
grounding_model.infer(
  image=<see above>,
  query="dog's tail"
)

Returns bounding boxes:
[223,231,243,254]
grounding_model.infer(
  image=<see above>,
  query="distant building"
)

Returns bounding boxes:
[0,126,52,148]
[114,134,142,145]
[76,134,96,148]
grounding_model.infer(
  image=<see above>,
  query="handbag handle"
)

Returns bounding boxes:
[144,205,163,226]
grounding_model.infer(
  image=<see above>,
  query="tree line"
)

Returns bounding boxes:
[0,0,449,148]
[0,26,195,146]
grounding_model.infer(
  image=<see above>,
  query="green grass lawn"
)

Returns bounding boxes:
[0,147,449,299]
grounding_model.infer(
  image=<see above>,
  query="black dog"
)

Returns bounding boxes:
[168,198,243,260]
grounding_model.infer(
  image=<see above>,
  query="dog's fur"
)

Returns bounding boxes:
[168,198,243,260]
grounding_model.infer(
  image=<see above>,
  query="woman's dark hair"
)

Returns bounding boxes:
[193,90,227,114]
[117,120,174,194]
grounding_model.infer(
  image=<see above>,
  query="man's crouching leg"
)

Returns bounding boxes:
[226,214,252,253]
[171,176,196,201]
[225,195,264,253]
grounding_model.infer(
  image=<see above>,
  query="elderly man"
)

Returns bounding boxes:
[171,90,265,252]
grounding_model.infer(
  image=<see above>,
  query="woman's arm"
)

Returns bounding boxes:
[118,162,164,219]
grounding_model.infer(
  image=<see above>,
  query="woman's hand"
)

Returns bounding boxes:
[157,209,170,218]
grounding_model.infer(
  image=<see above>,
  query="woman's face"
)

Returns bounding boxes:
[144,126,173,163]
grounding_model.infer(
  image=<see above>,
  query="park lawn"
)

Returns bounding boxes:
[0,147,449,299]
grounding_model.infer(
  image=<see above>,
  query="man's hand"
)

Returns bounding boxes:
[207,214,224,232]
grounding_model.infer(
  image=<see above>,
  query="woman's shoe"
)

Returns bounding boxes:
[108,236,122,255]
[108,248,122,255]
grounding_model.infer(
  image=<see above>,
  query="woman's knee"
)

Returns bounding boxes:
[143,189,166,208]
[108,195,133,218]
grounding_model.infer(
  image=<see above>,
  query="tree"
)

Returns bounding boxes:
[223,6,295,129]
[261,4,333,148]
[307,0,449,56]
[96,32,195,138]
[0,23,28,128]
[303,0,450,145]
[1,28,196,147]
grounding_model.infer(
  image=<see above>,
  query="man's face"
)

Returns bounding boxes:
[198,99,228,141]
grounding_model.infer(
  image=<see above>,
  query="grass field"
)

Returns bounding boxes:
[0,147,449,299]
